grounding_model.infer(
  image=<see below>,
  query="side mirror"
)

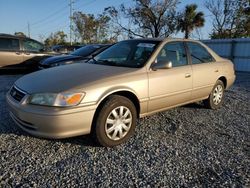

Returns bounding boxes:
[151,60,172,71]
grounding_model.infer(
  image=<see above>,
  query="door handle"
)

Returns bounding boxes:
[25,53,30,55]
[15,52,21,55]
[185,73,191,78]
[215,69,219,72]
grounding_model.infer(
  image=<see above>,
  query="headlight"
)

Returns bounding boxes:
[29,92,85,107]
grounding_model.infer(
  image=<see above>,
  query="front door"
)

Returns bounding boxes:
[148,42,192,113]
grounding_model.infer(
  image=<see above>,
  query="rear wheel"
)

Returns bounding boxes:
[93,95,137,147]
[204,80,225,109]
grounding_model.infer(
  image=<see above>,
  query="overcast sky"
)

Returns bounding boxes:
[0,0,212,42]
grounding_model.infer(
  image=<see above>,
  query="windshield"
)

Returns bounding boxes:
[88,40,160,68]
[71,45,101,57]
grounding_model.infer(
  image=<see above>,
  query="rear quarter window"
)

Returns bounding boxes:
[187,42,214,64]
[0,38,20,51]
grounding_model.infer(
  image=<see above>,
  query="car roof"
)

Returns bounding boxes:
[0,33,29,39]
[0,33,44,46]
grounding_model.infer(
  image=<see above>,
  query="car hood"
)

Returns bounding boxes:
[15,63,138,94]
[41,55,82,65]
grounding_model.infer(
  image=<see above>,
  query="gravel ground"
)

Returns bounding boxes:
[0,72,249,187]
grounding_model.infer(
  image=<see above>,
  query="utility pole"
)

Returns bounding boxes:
[69,0,74,45]
[28,22,30,38]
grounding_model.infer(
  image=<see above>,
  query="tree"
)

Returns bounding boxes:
[44,31,67,47]
[72,11,113,43]
[177,4,205,39]
[96,14,112,42]
[236,0,250,37]
[205,0,250,38]
[104,0,179,38]
[73,12,97,43]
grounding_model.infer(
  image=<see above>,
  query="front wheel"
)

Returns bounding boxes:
[204,80,225,109]
[93,95,137,147]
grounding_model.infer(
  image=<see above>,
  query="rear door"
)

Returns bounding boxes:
[186,42,220,100]
[148,41,192,113]
[0,37,23,68]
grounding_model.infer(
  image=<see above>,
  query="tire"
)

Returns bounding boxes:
[204,80,225,109]
[92,95,137,147]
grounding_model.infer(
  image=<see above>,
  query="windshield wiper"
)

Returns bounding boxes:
[87,57,97,64]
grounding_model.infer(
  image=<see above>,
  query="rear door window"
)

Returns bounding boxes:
[187,42,214,64]
[0,38,20,51]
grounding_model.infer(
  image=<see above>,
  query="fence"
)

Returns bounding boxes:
[202,38,250,72]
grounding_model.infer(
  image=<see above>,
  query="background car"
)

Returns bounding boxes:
[38,44,111,69]
[51,45,84,54]
[0,33,56,71]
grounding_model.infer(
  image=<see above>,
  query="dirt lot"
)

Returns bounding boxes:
[0,72,249,187]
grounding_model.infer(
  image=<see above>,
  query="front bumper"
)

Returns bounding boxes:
[6,93,96,139]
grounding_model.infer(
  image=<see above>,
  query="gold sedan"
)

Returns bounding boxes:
[6,38,236,147]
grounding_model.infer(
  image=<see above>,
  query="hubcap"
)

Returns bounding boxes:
[213,85,223,105]
[105,106,132,141]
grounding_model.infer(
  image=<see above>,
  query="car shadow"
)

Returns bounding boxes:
[182,102,205,109]
[57,135,100,147]
[0,116,100,147]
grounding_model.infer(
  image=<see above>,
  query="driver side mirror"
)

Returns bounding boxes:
[151,60,172,71]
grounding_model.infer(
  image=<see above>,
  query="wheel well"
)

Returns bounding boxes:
[91,91,140,133]
[100,91,140,117]
[218,76,227,88]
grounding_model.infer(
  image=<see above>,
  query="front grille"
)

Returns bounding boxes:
[10,86,26,102]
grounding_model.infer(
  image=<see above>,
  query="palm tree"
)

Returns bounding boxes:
[178,4,205,39]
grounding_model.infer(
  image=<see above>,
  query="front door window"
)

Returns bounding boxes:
[157,42,188,67]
